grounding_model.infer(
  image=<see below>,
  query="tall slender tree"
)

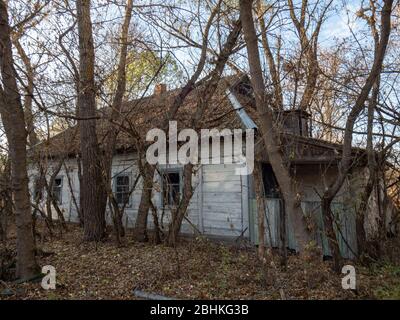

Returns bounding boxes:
[0,0,39,279]
[166,19,242,246]
[102,0,134,242]
[239,0,312,252]
[76,0,106,241]
[133,1,223,242]
[321,0,394,270]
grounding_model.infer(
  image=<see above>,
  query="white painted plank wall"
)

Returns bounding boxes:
[28,151,250,239]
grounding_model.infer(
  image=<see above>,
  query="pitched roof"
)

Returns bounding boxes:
[30,74,364,165]
[30,75,252,158]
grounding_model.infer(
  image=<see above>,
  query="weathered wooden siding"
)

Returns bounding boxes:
[28,151,250,239]
[249,198,357,259]
[201,163,249,237]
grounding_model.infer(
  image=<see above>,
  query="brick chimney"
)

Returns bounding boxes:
[154,83,167,95]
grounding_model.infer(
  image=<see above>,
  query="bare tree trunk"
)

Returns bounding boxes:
[0,161,12,243]
[287,0,329,112]
[0,1,39,279]
[355,8,382,259]
[165,20,242,246]
[101,0,133,240]
[43,158,68,232]
[240,0,312,252]
[133,4,223,242]
[0,209,6,242]
[149,200,162,244]
[134,162,154,242]
[45,175,67,231]
[12,38,39,147]
[253,163,266,259]
[355,175,373,258]
[279,198,287,268]
[166,164,194,246]
[76,0,106,241]
[108,197,124,245]
[355,76,381,260]
[256,0,283,110]
[108,172,139,244]
[76,156,84,225]
[29,159,54,237]
[321,0,393,271]
[321,198,342,271]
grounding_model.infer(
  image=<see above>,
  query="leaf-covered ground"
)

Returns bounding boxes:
[1,224,400,300]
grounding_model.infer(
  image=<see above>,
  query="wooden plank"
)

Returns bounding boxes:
[202,181,242,192]
[250,198,280,247]
[203,226,245,237]
[249,199,358,259]
[203,192,242,202]
[198,165,204,233]
[203,202,242,212]
[249,199,256,243]
[203,171,241,182]
[241,174,250,237]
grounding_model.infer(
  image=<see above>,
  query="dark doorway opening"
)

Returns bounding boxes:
[261,163,280,198]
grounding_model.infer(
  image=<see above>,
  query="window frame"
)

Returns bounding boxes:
[160,168,183,208]
[113,173,132,208]
[52,176,63,205]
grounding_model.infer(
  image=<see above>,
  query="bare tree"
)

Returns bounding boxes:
[101,0,134,242]
[76,0,107,241]
[133,1,224,242]
[240,0,312,253]
[0,159,12,243]
[321,0,394,270]
[166,18,242,246]
[0,0,39,279]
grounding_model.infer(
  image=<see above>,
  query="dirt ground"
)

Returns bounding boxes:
[1,223,400,300]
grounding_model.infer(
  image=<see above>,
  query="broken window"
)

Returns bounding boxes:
[161,170,181,206]
[52,177,63,204]
[115,174,130,206]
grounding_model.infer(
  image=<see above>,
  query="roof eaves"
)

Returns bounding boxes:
[226,88,257,130]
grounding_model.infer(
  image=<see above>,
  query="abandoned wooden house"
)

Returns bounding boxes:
[28,75,398,259]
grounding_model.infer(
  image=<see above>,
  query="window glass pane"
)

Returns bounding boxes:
[116,192,129,204]
[116,185,129,193]
[115,175,130,205]
[54,178,62,187]
[162,171,181,206]
[116,176,129,186]
[168,173,180,184]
